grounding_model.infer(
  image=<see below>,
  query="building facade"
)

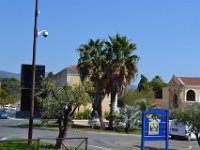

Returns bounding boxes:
[53,65,80,86]
[53,65,110,114]
[162,75,200,109]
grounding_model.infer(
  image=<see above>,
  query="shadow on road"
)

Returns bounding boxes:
[133,145,178,150]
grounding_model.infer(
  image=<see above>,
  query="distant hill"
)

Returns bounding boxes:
[0,70,20,80]
[0,70,49,80]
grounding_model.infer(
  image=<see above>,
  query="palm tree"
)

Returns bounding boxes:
[136,99,156,112]
[104,34,139,130]
[77,39,107,126]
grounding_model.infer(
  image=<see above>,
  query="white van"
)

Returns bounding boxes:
[169,119,196,141]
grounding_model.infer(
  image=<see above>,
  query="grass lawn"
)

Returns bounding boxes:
[0,139,84,150]
[20,122,141,135]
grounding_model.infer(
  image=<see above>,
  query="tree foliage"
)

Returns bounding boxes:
[104,34,139,130]
[137,75,167,99]
[77,39,106,126]
[116,85,156,133]
[116,89,156,133]
[150,75,167,98]
[136,99,156,112]
[114,105,141,133]
[171,103,200,146]
[77,34,139,130]
[37,78,93,148]
[122,89,155,106]
[137,74,151,92]
[0,78,20,106]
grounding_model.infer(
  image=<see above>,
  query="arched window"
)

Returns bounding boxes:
[186,90,195,101]
[173,94,178,108]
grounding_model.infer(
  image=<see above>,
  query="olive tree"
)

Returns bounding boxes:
[171,103,200,147]
[37,78,93,149]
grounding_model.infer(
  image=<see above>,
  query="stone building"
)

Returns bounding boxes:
[53,65,111,114]
[53,65,80,86]
[162,75,200,109]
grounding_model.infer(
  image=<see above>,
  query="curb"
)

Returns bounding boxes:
[17,124,58,131]
[17,123,141,137]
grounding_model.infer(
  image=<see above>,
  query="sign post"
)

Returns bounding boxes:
[141,108,169,150]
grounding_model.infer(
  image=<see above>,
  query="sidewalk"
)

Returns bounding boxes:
[72,119,89,126]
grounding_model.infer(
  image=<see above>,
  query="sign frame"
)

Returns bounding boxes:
[141,108,169,150]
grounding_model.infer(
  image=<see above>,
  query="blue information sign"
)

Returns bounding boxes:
[141,108,169,150]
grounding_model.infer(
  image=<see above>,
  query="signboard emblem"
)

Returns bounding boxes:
[149,118,159,135]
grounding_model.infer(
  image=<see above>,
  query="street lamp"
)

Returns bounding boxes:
[38,30,48,37]
[28,0,48,144]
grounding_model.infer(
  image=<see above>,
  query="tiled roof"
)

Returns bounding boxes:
[68,65,77,69]
[178,77,200,85]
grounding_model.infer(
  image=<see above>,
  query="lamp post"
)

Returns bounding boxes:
[28,0,48,144]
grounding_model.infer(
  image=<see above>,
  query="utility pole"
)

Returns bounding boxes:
[28,0,38,145]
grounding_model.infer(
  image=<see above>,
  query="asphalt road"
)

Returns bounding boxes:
[0,112,199,150]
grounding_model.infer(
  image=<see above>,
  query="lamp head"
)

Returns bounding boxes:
[42,31,48,37]
[38,30,48,37]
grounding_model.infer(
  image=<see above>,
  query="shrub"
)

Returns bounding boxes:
[104,111,110,120]
[73,108,91,119]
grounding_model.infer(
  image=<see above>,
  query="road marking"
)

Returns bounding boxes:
[7,117,25,121]
[88,145,112,150]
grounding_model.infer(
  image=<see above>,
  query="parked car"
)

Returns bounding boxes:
[11,106,17,111]
[88,118,100,128]
[0,110,8,119]
[4,105,10,110]
[169,119,196,141]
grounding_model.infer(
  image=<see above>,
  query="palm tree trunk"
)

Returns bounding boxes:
[97,100,104,128]
[108,92,116,130]
[125,116,131,134]
[93,91,105,128]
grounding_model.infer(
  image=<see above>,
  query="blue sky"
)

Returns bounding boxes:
[1,0,200,84]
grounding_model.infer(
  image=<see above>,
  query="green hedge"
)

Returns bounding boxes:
[73,108,91,119]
